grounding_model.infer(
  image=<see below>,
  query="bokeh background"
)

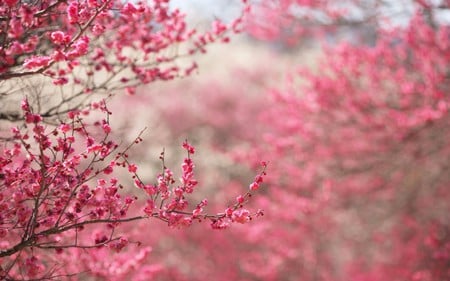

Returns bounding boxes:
[102,1,450,280]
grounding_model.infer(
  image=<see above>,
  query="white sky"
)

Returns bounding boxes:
[170,0,241,23]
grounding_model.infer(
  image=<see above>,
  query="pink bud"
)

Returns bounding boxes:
[249,182,259,191]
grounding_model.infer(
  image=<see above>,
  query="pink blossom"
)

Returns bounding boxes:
[4,0,18,7]
[92,24,105,36]
[211,219,230,230]
[25,256,43,277]
[121,3,138,16]
[103,165,113,175]
[53,77,68,85]
[50,31,68,45]
[21,99,30,111]
[51,50,66,61]
[67,110,79,119]
[128,164,137,173]
[192,207,203,217]
[102,123,111,134]
[74,36,89,55]
[231,209,251,224]
[249,182,259,191]
[59,123,71,133]
[23,56,51,69]
[182,140,195,154]
[25,113,42,123]
[109,237,129,253]
[67,2,79,24]
[8,18,23,38]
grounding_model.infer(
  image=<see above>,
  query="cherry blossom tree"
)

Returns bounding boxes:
[0,0,269,280]
[1,0,449,280]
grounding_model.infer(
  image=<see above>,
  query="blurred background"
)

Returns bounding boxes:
[77,0,450,280]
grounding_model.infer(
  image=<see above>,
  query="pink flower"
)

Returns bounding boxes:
[74,36,89,55]
[21,99,30,111]
[67,2,79,24]
[6,41,23,55]
[121,3,138,16]
[231,209,251,224]
[103,165,113,175]
[192,207,203,217]
[53,77,68,85]
[23,56,51,69]
[92,24,105,36]
[25,256,43,277]
[182,140,195,154]
[25,113,42,124]
[225,207,233,217]
[67,110,79,119]
[4,0,18,7]
[249,182,259,191]
[51,50,66,61]
[211,219,229,230]
[110,237,129,253]
[143,200,155,215]
[212,20,227,36]
[126,86,136,95]
[8,18,24,38]
[59,123,71,133]
[128,164,137,173]
[50,31,68,45]
[102,123,111,134]
[254,174,264,184]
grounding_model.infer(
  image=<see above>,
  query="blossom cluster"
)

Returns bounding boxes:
[0,0,248,92]
[0,98,267,279]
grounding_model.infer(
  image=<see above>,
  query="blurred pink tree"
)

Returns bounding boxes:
[123,1,449,280]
